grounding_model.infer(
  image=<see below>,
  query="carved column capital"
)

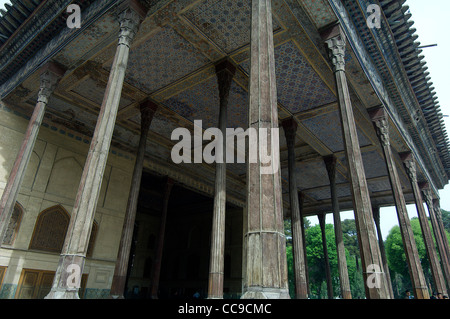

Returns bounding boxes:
[38,62,65,103]
[433,198,441,213]
[322,25,346,73]
[117,1,147,47]
[369,107,390,147]
[401,152,417,184]
[325,36,346,72]
[215,58,236,103]
[139,99,158,132]
[281,118,298,149]
[323,155,337,178]
[421,185,433,208]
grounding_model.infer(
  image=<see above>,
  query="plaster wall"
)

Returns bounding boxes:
[0,105,134,298]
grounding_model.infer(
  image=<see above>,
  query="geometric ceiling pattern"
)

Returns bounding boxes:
[4,0,419,214]
[184,0,281,53]
[126,26,210,94]
[301,110,372,153]
[241,41,337,113]
[163,76,248,129]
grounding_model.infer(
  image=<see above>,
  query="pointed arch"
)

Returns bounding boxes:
[28,204,98,256]
[29,205,70,253]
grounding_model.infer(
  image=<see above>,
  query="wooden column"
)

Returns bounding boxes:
[45,1,146,299]
[0,62,64,242]
[318,213,333,299]
[401,154,448,296]
[421,185,450,292]
[433,199,450,265]
[208,59,235,299]
[298,192,311,297]
[321,25,389,299]
[151,177,174,299]
[372,206,395,299]
[282,118,308,299]
[370,108,429,299]
[110,100,157,299]
[323,155,352,299]
[241,0,289,299]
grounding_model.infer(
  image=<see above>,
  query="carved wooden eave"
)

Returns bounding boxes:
[328,0,449,197]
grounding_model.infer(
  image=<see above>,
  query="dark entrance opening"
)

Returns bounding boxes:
[124,170,243,299]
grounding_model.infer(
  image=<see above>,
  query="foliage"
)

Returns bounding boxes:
[385,217,443,298]
[441,209,450,233]
[285,218,365,299]
[285,211,450,299]
[440,209,450,244]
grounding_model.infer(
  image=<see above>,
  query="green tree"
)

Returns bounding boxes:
[284,217,310,299]
[385,217,433,298]
[441,209,450,233]
[285,218,365,299]
[341,219,361,270]
[440,209,450,245]
[304,222,364,299]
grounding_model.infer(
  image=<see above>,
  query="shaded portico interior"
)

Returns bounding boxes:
[0,0,448,299]
[124,170,242,299]
[2,0,446,217]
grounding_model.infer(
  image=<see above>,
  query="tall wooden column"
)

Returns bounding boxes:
[208,59,235,299]
[45,1,146,299]
[0,62,64,242]
[370,107,429,299]
[298,192,311,296]
[318,213,333,299]
[110,100,157,299]
[433,199,450,265]
[241,0,289,299]
[323,155,351,299]
[402,154,448,296]
[282,118,308,299]
[372,206,395,299]
[321,25,389,299]
[151,177,174,299]
[421,186,450,292]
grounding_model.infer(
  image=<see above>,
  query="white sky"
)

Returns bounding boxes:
[0,1,448,240]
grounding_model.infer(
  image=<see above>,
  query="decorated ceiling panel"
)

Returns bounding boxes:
[301,110,372,153]
[69,77,134,111]
[1,0,421,213]
[280,158,347,191]
[304,182,352,201]
[240,40,336,114]
[55,11,118,67]
[125,26,210,94]
[361,150,388,179]
[367,178,392,193]
[183,0,281,53]
[162,76,248,129]
[298,0,337,28]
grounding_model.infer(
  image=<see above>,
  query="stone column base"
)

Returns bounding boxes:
[241,288,290,299]
[44,288,80,299]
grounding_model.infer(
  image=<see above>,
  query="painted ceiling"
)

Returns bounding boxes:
[4,0,420,215]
